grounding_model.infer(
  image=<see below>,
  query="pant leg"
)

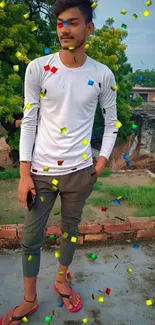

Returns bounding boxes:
[22,174,59,277]
[58,165,98,266]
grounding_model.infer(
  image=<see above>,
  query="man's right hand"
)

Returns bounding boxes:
[18,176,36,209]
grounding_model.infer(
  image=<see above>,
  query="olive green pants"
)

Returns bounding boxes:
[21,165,98,277]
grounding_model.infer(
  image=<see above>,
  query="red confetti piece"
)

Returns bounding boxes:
[51,66,58,74]
[32,169,38,173]
[57,160,64,166]
[91,172,96,177]
[44,65,50,71]
[58,23,63,28]
[105,288,111,295]
[67,272,72,279]
[101,206,107,212]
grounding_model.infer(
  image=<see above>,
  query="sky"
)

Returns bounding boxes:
[94,0,155,71]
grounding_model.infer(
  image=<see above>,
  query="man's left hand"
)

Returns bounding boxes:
[95,156,108,177]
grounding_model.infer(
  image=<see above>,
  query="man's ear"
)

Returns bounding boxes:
[86,21,94,36]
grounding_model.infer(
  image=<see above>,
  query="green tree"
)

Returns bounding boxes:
[127,69,155,88]
[0,0,57,149]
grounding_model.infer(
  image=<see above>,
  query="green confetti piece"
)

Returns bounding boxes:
[44,316,52,323]
[89,253,97,261]
[50,234,56,240]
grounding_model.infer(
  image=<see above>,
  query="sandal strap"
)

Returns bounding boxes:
[59,287,73,299]
[12,315,26,321]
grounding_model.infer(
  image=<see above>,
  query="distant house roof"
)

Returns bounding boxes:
[133,87,155,92]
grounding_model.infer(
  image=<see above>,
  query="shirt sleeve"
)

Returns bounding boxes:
[98,69,118,160]
[19,59,41,161]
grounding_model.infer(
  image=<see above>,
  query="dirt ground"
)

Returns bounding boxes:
[0,170,154,225]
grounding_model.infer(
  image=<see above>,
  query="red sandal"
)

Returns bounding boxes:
[0,295,38,325]
[54,283,83,313]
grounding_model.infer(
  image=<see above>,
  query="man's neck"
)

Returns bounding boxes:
[59,48,87,68]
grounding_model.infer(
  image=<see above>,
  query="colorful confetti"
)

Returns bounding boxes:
[121,9,127,15]
[55,251,60,258]
[28,255,33,262]
[92,293,95,300]
[43,166,49,171]
[88,80,94,86]
[89,252,97,261]
[25,103,32,110]
[146,299,153,306]
[123,153,129,160]
[67,272,72,279]
[143,10,150,17]
[51,66,58,73]
[133,244,139,249]
[121,24,127,29]
[71,236,77,243]
[61,127,67,134]
[52,179,59,186]
[24,13,29,19]
[97,296,104,303]
[58,301,64,307]
[132,13,138,19]
[13,65,19,72]
[44,48,51,55]
[62,232,69,239]
[146,0,152,6]
[115,121,122,129]
[82,153,89,159]
[22,317,28,322]
[91,1,98,9]
[127,268,133,274]
[31,25,38,32]
[0,1,6,8]
[83,318,89,324]
[40,196,45,202]
[105,288,111,295]
[101,206,107,212]
[85,44,90,50]
[59,271,64,276]
[44,316,52,323]
[50,234,56,240]
[68,45,75,50]
[82,139,89,145]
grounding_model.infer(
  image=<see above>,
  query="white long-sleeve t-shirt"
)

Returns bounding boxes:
[20,51,118,176]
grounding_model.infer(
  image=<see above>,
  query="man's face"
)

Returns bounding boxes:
[57,7,94,50]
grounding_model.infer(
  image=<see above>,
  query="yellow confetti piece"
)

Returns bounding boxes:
[146,299,153,306]
[91,2,98,8]
[59,271,64,276]
[13,65,19,72]
[31,25,38,32]
[61,127,67,134]
[52,186,58,192]
[83,318,89,324]
[143,10,150,17]
[82,139,88,146]
[39,92,45,98]
[22,317,28,322]
[82,153,88,159]
[127,268,132,274]
[132,13,138,19]
[85,44,90,50]
[40,196,45,202]
[111,84,119,91]
[120,9,127,15]
[25,103,32,110]
[52,310,57,316]
[55,251,60,258]
[71,237,77,243]
[52,179,59,186]
[146,0,152,6]
[117,195,122,200]
[43,166,49,172]
[15,51,22,58]
[24,13,30,19]
[28,255,33,262]
[0,1,6,8]
[115,121,122,129]
[68,45,75,50]
[97,296,104,303]
[62,232,69,239]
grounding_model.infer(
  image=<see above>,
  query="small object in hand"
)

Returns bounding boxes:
[105,288,111,295]
[101,206,107,212]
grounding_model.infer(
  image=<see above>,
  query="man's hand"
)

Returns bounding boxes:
[95,156,108,177]
[15,119,22,128]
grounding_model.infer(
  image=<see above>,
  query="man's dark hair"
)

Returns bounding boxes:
[53,0,96,24]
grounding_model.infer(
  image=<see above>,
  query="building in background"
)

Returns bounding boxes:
[132,87,155,102]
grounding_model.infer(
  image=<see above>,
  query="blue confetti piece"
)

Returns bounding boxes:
[44,48,51,55]
[123,154,129,160]
[63,21,69,26]
[88,80,94,86]
[131,98,136,102]
[126,161,132,167]
[139,76,144,81]
[58,301,64,307]
[113,199,120,205]
[133,244,139,249]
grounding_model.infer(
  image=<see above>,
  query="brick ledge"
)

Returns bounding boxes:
[0,216,155,248]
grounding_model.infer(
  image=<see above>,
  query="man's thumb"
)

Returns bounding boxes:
[30,185,36,197]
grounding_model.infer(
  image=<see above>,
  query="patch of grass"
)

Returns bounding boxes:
[100,167,112,177]
[133,207,155,218]
[94,182,155,208]
[87,196,111,208]
[152,178,155,183]
[0,168,20,180]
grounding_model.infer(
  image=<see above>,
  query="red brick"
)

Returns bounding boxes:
[78,236,84,245]
[0,239,20,249]
[79,224,102,234]
[84,233,108,242]
[109,231,137,240]
[0,225,17,239]
[137,229,155,238]
[47,226,62,235]
[128,217,155,230]
[17,224,24,239]
[104,221,131,233]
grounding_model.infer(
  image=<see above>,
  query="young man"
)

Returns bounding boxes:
[0,0,118,324]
